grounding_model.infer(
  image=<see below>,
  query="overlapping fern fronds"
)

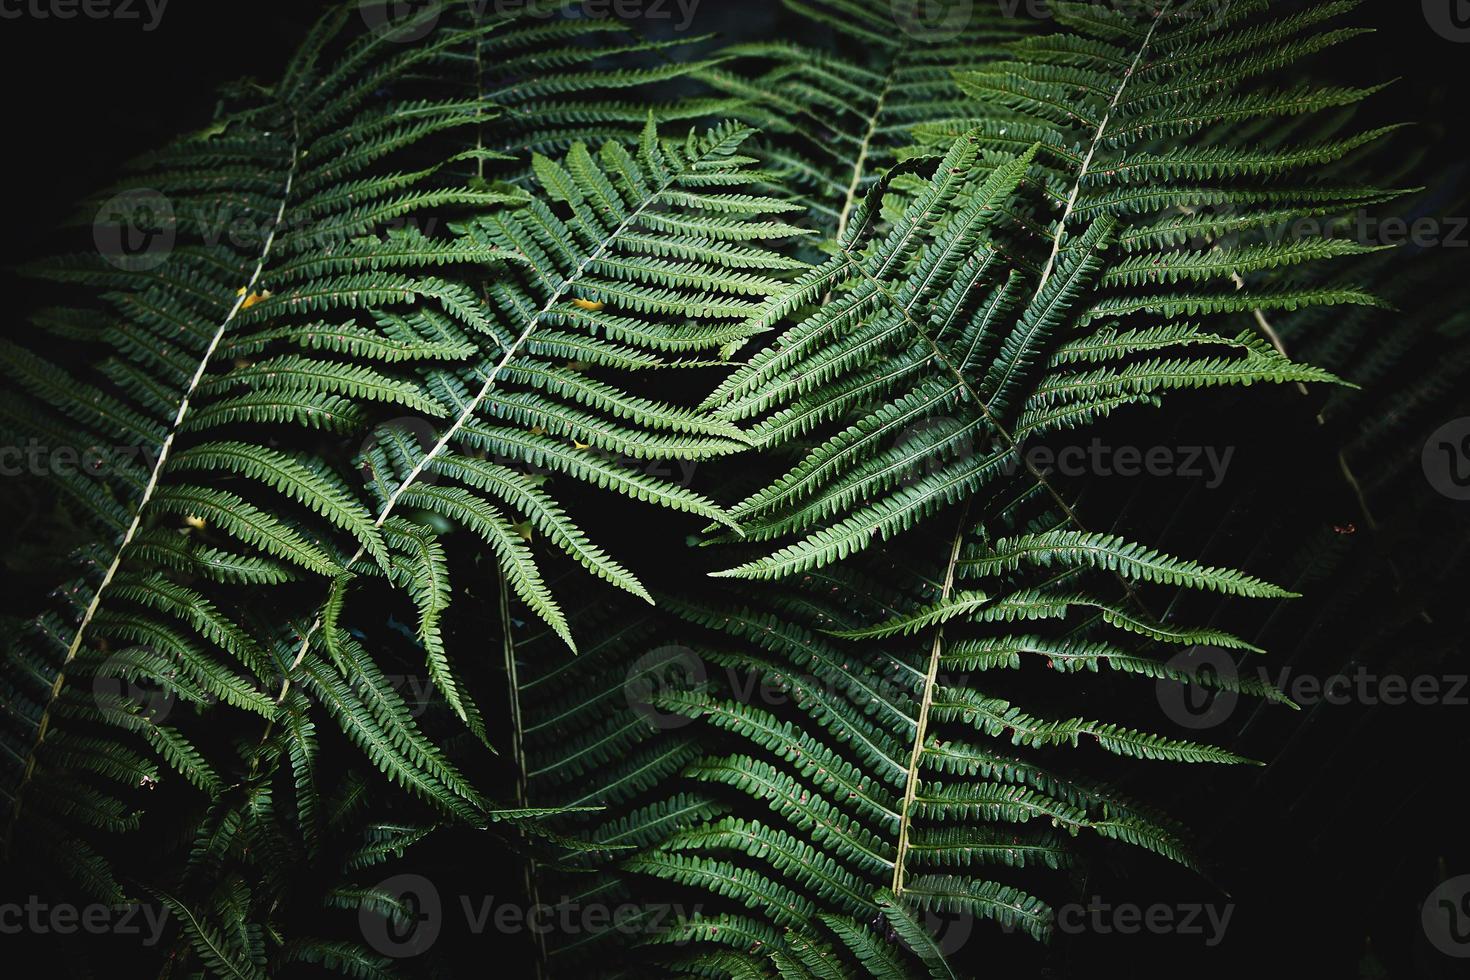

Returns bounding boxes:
[517,559,1286,976]
[709,0,1396,579]
[0,1,1430,977]
[700,0,1038,237]
[0,0,797,957]
[507,2,1406,976]
[0,4,529,895]
[439,1,743,168]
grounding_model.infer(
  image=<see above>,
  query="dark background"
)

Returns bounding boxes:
[1,0,1466,273]
[1,2,1466,978]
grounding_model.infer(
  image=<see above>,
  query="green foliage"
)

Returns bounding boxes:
[1,5,794,973]
[514,3,1409,977]
[0,1,1437,978]
[699,0,1040,237]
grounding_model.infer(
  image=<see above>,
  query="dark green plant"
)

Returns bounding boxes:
[0,1,1445,978]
